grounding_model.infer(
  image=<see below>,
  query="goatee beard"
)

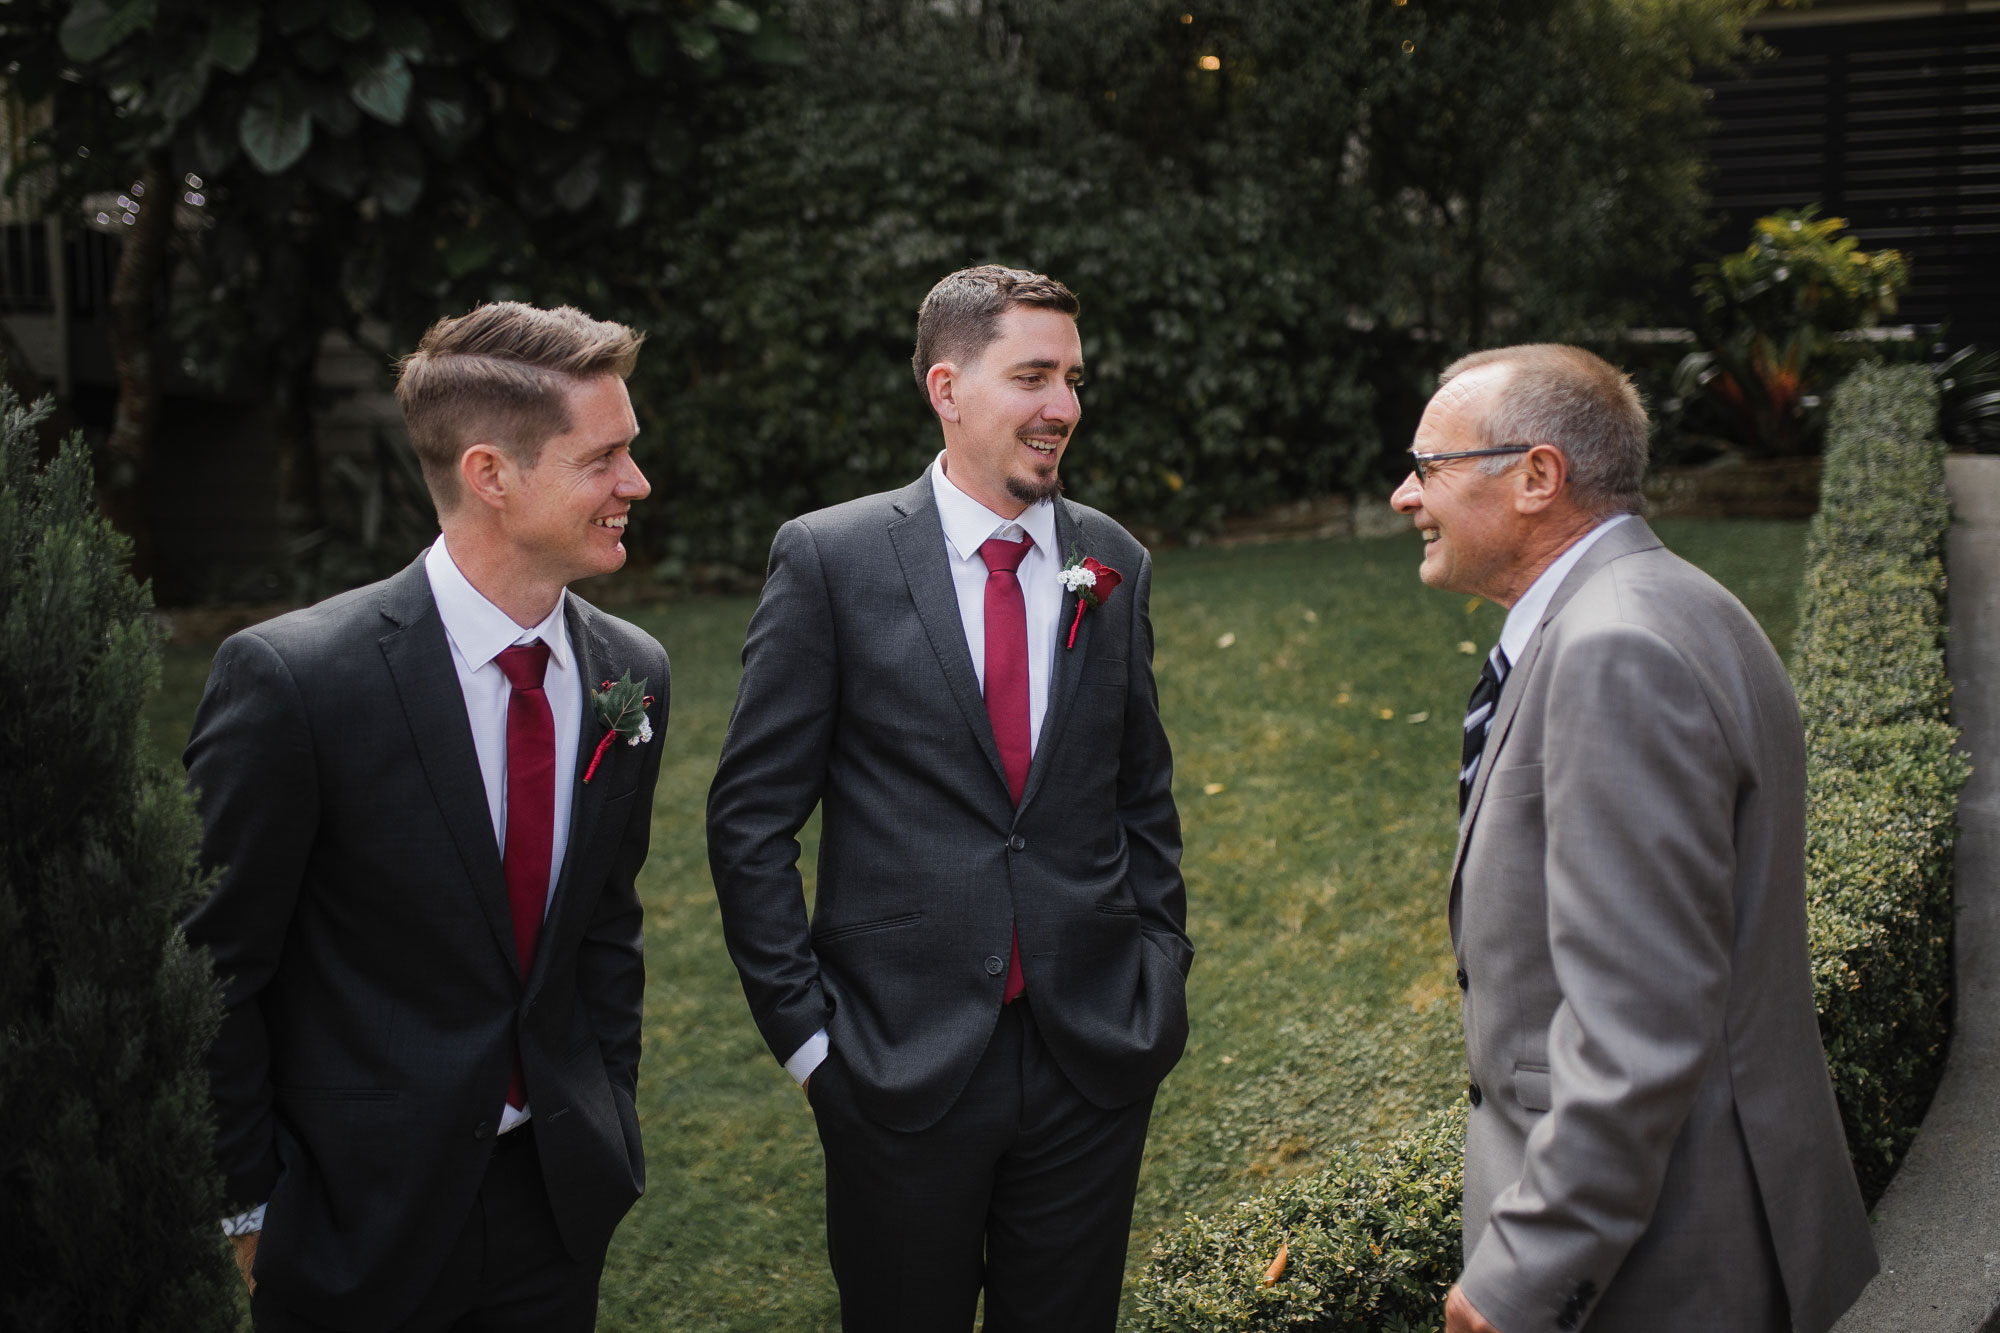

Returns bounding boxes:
[1006,471,1063,505]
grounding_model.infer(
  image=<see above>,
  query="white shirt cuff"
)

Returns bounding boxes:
[784,1029,829,1085]
[220,1203,267,1237]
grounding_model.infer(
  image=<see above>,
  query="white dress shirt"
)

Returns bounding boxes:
[782,453,1063,1085]
[1496,513,1632,665]
[425,534,582,1132]
[220,537,585,1235]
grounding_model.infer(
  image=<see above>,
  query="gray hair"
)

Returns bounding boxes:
[1437,344,1648,516]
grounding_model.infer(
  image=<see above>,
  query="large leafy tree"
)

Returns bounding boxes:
[626,0,1763,564]
[0,0,793,589]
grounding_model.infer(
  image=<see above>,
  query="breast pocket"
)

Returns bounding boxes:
[1082,656,1128,691]
[1482,761,1543,803]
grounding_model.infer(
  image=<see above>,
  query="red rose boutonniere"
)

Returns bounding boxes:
[583,670,654,784]
[1056,546,1122,649]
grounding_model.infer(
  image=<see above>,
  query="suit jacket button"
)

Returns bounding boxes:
[985,956,1005,975]
[473,1120,494,1140]
[1467,1082,1483,1108]
[1008,835,1026,852]
[1456,967,1469,991]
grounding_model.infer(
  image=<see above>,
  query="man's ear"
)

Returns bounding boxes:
[459,442,512,512]
[926,362,961,423]
[1514,444,1568,515]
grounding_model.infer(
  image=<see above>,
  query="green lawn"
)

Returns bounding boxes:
[145,519,1807,1331]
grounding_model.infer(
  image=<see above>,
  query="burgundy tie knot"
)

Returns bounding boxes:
[495,640,551,692]
[979,534,1033,576]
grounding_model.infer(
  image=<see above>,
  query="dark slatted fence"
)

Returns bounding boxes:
[1706,11,2000,343]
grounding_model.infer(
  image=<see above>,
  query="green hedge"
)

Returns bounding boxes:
[1792,364,1967,1200]
[1131,363,1965,1329]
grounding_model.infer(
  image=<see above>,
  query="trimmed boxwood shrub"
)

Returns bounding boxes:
[1131,362,1964,1328]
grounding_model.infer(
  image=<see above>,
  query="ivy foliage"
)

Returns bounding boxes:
[1131,363,1964,1327]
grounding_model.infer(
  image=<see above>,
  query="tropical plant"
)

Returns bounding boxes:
[1674,207,1910,457]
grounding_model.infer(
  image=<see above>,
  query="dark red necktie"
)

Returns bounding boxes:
[979,535,1032,1003]
[495,641,556,1108]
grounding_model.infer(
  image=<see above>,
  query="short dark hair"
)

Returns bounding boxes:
[911,265,1080,409]
[1437,344,1649,516]
[395,301,644,513]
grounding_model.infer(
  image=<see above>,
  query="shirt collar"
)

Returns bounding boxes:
[1496,513,1632,665]
[929,451,1058,563]
[425,535,573,674]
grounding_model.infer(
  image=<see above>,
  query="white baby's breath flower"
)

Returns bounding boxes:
[630,714,653,746]
[1057,565,1097,593]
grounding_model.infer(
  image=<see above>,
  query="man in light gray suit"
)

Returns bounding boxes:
[707,265,1189,1331]
[1389,344,1876,1333]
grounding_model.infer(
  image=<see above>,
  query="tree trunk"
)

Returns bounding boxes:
[102,150,175,586]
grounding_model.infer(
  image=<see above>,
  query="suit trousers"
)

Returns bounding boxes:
[250,1123,603,1333]
[808,998,1156,1333]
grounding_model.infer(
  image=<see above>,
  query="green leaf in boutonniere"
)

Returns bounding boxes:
[584,670,654,783]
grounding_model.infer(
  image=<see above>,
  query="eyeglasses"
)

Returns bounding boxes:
[1407,445,1532,483]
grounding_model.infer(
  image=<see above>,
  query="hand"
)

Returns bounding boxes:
[1446,1285,1501,1333]
[230,1232,259,1294]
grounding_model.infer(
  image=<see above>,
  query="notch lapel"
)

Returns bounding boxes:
[1016,499,1090,815]
[886,477,1013,799]
[1447,517,1669,924]
[376,560,522,978]
[530,599,617,997]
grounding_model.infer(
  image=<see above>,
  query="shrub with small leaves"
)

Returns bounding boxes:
[0,382,235,1332]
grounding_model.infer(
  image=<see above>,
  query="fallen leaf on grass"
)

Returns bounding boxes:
[1335,692,1351,705]
[1203,782,1226,796]
[1458,640,1478,654]
[1217,632,1237,649]
[1302,609,1319,623]
[1407,711,1429,724]
[1262,1240,1289,1286]
[1377,708,1395,720]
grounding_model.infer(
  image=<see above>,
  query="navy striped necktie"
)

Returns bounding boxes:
[1460,645,1511,815]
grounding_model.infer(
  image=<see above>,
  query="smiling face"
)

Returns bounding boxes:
[932,305,1083,518]
[1389,364,1527,603]
[501,374,648,590]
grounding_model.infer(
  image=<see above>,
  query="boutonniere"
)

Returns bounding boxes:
[1056,546,1123,650]
[583,671,654,784]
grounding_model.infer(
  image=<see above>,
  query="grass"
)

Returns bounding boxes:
[144,519,1807,1331]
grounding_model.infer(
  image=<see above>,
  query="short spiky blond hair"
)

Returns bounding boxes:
[395,302,644,513]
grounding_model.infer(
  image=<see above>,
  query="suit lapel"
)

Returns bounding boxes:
[887,476,1013,798]
[1016,498,1090,815]
[1448,517,1668,893]
[529,598,617,995]
[376,558,522,977]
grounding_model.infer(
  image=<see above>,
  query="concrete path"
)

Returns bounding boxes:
[1833,455,2000,1333]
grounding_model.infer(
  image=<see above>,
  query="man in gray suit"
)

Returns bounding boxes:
[184,303,666,1331]
[1389,344,1876,1333]
[707,265,1189,1331]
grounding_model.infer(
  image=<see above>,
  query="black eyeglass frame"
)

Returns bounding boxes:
[1407,444,1533,483]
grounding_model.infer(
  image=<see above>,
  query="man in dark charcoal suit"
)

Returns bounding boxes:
[183,302,669,1332]
[1389,344,1876,1332]
[707,265,1191,1332]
